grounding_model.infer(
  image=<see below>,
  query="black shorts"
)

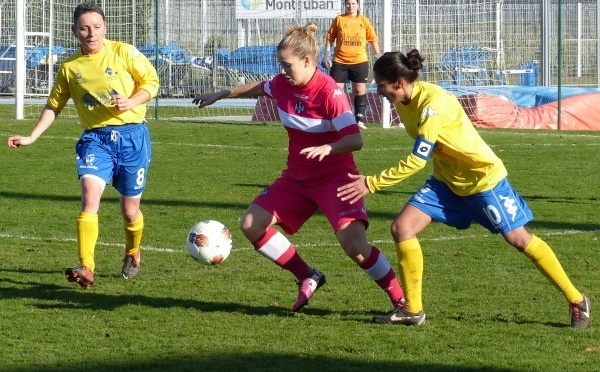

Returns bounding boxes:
[330,61,369,84]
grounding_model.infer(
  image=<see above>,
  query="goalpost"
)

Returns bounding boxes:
[13,0,153,120]
[10,1,600,125]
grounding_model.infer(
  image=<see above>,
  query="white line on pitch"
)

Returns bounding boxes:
[1,132,598,152]
[1,229,597,254]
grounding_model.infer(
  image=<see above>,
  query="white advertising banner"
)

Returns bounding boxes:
[236,0,342,19]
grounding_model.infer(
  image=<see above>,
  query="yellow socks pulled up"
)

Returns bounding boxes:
[395,238,424,313]
[124,213,144,256]
[523,235,583,304]
[76,211,98,272]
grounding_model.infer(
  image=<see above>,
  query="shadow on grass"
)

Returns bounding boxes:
[1,268,379,320]
[0,272,397,326]
[0,274,297,317]
[524,194,599,204]
[0,268,570,330]
[490,313,566,328]
[7,353,522,372]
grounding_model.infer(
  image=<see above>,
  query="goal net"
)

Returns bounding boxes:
[7,1,598,128]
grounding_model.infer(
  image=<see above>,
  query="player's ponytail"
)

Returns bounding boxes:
[278,22,320,63]
[374,50,424,83]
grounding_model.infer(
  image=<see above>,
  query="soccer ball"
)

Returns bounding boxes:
[186,220,232,265]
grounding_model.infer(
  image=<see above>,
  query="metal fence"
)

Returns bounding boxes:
[1,0,598,119]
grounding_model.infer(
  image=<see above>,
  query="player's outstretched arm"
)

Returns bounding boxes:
[7,106,58,148]
[191,90,229,108]
[192,80,264,108]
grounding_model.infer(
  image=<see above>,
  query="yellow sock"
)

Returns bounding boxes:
[523,235,583,304]
[124,213,144,256]
[76,211,98,272]
[395,238,424,313]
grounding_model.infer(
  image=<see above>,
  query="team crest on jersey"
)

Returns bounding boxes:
[105,67,118,81]
[294,101,305,114]
[75,72,86,84]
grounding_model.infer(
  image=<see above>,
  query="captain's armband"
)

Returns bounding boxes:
[412,137,435,160]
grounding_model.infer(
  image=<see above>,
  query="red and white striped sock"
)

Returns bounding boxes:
[253,227,310,281]
[359,246,405,306]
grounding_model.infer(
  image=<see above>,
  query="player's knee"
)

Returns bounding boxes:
[503,227,533,251]
[391,219,412,241]
[239,213,253,236]
[239,213,266,242]
[122,210,140,222]
[341,242,370,265]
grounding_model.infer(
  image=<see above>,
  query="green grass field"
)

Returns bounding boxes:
[1,114,599,371]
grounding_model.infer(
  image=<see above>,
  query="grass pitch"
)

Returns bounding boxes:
[1,114,599,371]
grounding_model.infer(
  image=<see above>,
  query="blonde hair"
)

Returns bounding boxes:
[277,22,319,62]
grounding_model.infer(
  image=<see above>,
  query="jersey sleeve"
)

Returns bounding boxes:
[325,86,357,132]
[128,45,159,99]
[325,17,340,43]
[364,17,378,43]
[262,74,284,98]
[46,64,71,113]
[365,104,441,193]
[366,153,427,192]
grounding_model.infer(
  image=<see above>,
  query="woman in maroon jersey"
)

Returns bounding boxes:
[192,23,405,318]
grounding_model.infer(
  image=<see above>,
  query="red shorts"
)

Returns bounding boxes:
[252,172,369,235]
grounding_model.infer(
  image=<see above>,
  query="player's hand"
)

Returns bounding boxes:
[337,173,369,204]
[7,135,34,148]
[321,57,332,70]
[192,91,224,108]
[299,144,332,161]
[111,93,135,111]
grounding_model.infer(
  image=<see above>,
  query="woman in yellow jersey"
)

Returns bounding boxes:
[7,3,159,287]
[322,0,380,129]
[337,49,590,328]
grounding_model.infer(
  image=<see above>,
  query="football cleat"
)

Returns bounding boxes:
[291,269,326,312]
[356,113,368,129]
[65,266,95,288]
[570,294,591,329]
[371,305,426,326]
[122,250,141,279]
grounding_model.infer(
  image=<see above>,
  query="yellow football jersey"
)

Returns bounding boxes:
[366,81,507,196]
[326,14,378,65]
[47,39,159,129]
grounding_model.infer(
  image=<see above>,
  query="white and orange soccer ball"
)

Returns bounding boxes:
[186,220,232,265]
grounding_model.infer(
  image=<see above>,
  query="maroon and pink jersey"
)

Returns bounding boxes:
[261,69,360,182]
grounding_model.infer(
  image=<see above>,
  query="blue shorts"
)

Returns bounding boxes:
[407,176,533,235]
[75,123,151,197]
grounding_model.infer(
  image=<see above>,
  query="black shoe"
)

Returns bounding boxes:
[371,306,426,326]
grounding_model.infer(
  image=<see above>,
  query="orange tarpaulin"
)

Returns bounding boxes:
[253,91,600,131]
[459,92,600,131]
